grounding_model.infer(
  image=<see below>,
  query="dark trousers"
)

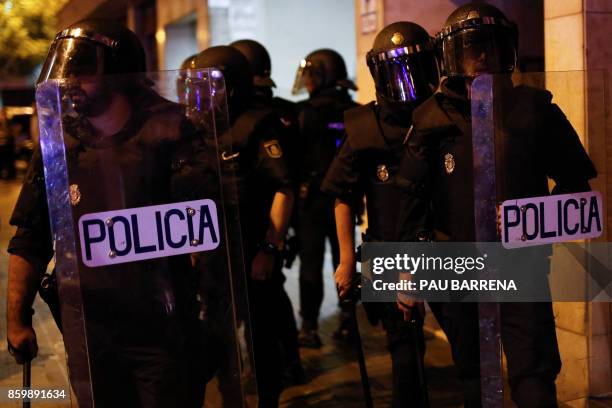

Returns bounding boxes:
[297,193,340,327]
[382,306,427,408]
[250,281,283,408]
[501,302,561,407]
[249,259,298,408]
[278,286,300,365]
[84,322,188,408]
[195,317,243,408]
[429,301,560,408]
[376,302,481,408]
[429,302,482,407]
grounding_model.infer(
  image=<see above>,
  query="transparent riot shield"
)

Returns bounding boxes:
[471,70,609,406]
[36,69,256,407]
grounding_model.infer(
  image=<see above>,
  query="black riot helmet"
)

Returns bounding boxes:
[38,20,146,120]
[438,3,518,77]
[292,48,357,95]
[193,46,254,118]
[230,39,275,88]
[180,53,198,70]
[38,19,146,84]
[367,21,440,104]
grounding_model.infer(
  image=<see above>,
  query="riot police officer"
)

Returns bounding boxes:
[230,39,297,126]
[230,39,300,177]
[322,22,439,407]
[7,20,209,407]
[292,48,358,347]
[193,46,295,407]
[230,39,304,385]
[397,3,596,406]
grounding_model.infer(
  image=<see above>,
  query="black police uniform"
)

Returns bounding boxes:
[9,87,209,408]
[251,86,303,380]
[220,105,295,407]
[397,76,596,406]
[297,87,358,331]
[322,98,430,407]
[192,44,296,407]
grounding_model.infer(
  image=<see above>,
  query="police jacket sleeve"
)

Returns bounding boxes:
[395,126,434,241]
[8,146,54,266]
[320,134,362,204]
[542,102,597,193]
[255,129,294,191]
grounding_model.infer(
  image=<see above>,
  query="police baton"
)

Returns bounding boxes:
[339,275,373,408]
[23,357,31,408]
[23,308,34,408]
[7,341,32,408]
[410,312,430,408]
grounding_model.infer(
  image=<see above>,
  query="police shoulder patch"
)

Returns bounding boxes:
[263,140,283,158]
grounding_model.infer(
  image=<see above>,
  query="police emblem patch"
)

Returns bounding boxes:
[444,153,455,175]
[376,164,389,182]
[263,140,283,158]
[70,184,81,206]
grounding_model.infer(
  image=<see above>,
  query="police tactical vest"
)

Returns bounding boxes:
[299,91,358,186]
[344,102,408,242]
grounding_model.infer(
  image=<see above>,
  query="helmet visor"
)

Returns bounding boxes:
[442,27,516,77]
[39,38,111,83]
[368,50,440,103]
[291,59,312,95]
